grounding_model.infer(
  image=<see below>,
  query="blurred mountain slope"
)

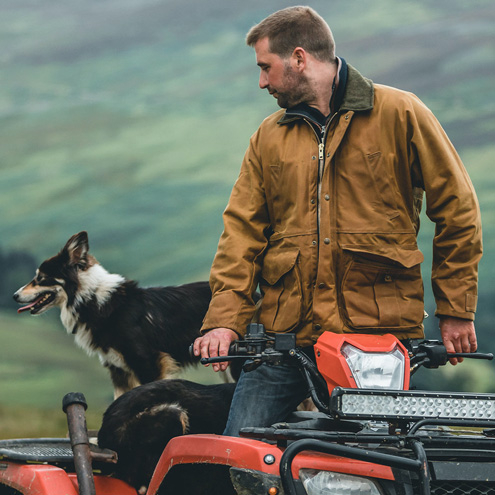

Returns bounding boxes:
[0,0,494,419]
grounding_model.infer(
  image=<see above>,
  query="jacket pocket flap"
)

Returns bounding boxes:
[261,248,300,285]
[342,244,424,268]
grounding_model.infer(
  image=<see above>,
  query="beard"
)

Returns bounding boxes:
[272,63,315,109]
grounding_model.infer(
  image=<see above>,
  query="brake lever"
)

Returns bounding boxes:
[200,354,259,365]
[448,352,493,360]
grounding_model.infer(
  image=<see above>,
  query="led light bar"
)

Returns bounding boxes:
[330,387,495,422]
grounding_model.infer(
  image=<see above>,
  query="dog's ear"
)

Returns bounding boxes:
[64,231,90,268]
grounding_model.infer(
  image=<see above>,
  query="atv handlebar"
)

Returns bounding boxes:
[190,324,294,369]
[194,324,493,371]
[192,324,493,416]
[410,340,493,371]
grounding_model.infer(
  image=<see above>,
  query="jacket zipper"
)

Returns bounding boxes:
[311,112,338,256]
[317,126,326,236]
[303,114,337,247]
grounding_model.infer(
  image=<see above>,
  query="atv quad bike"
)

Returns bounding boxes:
[1,323,495,495]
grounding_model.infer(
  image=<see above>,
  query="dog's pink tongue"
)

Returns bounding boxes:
[17,301,37,314]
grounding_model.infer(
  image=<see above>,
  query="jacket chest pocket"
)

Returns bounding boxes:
[336,150,402,226]
[259,248,302,332]
[365,151,400,220]
[266,161,315,229]
[340,249,424,330]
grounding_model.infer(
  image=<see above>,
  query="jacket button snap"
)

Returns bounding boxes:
[384,275,393,282]
[314,324,322,331]
[324,238,330,244]
[312,240,317,246]
[318,283,325,289]
[310,199,315,204]
[324,194,330,201]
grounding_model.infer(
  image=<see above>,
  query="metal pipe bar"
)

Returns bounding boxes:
[279,438,423,495]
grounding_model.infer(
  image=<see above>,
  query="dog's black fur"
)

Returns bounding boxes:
[97,379,236,492]
[13,231,216,397]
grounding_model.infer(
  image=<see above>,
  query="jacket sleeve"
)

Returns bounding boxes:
[408,96,482,320]
[201,130,270,336]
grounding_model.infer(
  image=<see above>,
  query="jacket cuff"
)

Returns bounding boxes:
[433,275,478,321]
[200,291,256,337]
[434,293,477,321]
[435,311,475,322]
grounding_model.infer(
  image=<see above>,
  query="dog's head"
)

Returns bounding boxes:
[13,231,96,315]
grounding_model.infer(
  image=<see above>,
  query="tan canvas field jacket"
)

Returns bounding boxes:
[202,64,482,346]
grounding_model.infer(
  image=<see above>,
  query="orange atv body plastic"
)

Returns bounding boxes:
[0,462,136,495]
[146,434,394,495]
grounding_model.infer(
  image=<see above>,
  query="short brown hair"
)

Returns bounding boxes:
[246,6,335,63]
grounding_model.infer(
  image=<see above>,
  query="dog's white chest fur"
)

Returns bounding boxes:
[60,264,125,361]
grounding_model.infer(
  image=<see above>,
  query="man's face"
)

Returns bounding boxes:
[254,37,312,109]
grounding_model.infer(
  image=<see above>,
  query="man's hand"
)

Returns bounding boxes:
[439,316,477,365]
[193,328,238,372]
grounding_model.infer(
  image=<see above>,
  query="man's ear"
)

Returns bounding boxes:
[291,47,306,71]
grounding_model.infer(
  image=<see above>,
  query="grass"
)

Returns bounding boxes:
[0,404,103,440]
[0,310,223,439]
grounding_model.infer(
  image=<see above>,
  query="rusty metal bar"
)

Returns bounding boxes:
[63,392,96,495]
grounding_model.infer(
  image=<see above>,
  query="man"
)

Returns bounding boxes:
[193,6,482,436]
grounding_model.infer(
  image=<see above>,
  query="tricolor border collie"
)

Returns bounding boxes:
[13,231,212,397]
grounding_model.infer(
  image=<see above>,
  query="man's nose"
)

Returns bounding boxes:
[259,72,268,89]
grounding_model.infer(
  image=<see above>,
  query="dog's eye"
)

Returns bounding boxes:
[38,277,62,286]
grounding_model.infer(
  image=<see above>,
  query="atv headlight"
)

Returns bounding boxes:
[341,343,405,390]
[300,469,382,495]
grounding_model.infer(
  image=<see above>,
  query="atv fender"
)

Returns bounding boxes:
[146,433,394,495]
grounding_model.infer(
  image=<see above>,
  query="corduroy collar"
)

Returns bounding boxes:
[278,59,374,126]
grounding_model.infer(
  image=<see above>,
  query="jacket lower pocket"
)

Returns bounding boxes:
[259,248,302,332]
[341,252,424,329]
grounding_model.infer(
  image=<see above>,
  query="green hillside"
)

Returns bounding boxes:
[1,0,494,436]
[2,0,494,284]
[0,311,223,438]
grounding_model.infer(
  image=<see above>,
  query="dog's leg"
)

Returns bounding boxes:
[157,352,180,380]
[107,365,141,399]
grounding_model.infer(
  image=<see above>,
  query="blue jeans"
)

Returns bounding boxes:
[223,360,310,437]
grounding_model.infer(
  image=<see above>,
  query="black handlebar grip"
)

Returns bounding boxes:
[191,342,239,360]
